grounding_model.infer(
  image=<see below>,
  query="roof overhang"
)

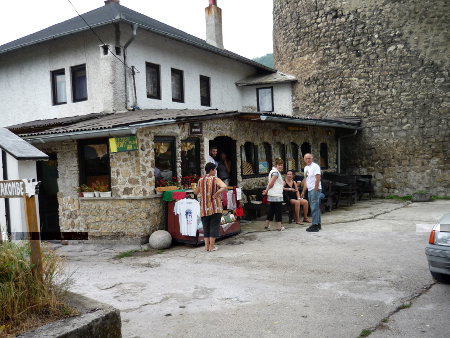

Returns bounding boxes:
[259,114,361,130]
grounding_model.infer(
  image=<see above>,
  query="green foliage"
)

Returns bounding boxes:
[399,303,411,309]
[358,329,372,337]
[115,250,138,259]
[432,196,450,200]
[0,242,74,334]
[384,195,412,200]
[253,53,274,68]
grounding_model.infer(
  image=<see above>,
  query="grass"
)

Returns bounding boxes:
[0,241,76,337]
[115,250,138,259]
[358,329,372,337]
[432,196,450,200]
[398,303,411,309]
[381,317,389,323]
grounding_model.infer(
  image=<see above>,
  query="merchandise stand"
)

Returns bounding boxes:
[165,189,241,245]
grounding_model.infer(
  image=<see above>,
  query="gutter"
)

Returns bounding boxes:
[259,115,360,130]
[123,23,138,110]
[22,119,177,144]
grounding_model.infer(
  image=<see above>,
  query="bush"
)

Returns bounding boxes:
[0,242,75,335]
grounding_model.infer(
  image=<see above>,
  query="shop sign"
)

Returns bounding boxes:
[287,126,308,131]
[189,122,203,135]
[0,180,25,198]
[109,136,138,153]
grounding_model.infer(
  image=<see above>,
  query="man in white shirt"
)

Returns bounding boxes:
[208,145,218,166]
[301,153,322,232]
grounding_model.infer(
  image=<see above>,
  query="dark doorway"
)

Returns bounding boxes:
[37,153,60,240]
[211,137,237,186]
[300,142,311,168]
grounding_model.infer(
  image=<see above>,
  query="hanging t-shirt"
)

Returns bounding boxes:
[174,199,202,236]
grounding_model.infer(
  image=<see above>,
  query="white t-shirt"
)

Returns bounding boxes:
[174,199,202,236]
[304,162,322,191]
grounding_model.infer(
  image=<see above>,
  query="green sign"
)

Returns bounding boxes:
[109,136,138,153]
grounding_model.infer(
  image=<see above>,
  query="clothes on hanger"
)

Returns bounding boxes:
[174,198,202,236]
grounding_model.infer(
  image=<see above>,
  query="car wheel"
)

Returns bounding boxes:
[430,271,450,284]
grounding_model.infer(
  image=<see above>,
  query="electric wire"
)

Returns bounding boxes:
[66,0,139,73]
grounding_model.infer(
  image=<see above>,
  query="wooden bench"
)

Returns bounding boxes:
[243,188,295,223]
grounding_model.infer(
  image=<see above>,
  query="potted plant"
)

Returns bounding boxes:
[155,177,179,192]
[79,184,94,197]
[98,183,112,198]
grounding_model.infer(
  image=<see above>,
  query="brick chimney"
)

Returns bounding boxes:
[104,0,120,5]
[205,0,224,49]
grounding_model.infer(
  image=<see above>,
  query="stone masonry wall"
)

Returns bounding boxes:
[37,118,338,238]
[273,0,450,196]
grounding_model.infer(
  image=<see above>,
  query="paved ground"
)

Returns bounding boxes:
[54,199,450,338]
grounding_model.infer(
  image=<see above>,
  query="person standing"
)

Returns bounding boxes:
[217,152,231,186]
[208,145,218,166]
[301,153,322,232]
[263,158,285,231]
[194,162,227,251]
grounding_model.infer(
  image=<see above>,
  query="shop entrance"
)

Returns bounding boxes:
[37,153,60,240]
[211,137,237,186]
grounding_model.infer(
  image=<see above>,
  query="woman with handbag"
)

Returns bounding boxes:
[262,158,285,231]
[284,170,309,224]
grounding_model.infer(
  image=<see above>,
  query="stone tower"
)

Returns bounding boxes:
[273,0,449,196]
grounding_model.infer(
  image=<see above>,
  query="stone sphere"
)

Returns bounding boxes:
[149,230,172,249]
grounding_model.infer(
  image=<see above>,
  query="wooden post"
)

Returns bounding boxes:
[24,195,43,281]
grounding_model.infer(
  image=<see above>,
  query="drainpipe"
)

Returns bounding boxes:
[123,24,138,110]
[337,130,358,173]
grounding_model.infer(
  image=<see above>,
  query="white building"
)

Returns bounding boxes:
[0,0,295,128]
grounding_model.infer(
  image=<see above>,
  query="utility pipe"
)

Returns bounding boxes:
[123,24,138,110]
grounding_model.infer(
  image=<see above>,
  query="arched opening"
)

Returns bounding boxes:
[211,136,237,186]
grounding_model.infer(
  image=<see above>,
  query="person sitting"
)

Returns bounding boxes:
[284,170,309,224]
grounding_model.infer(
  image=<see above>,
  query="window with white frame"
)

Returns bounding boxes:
[51,69,66,105]
[146,62,161,99]
[71,64,87,102]
[257,87,274,112]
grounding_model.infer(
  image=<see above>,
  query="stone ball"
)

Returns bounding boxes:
[149,230,172,249]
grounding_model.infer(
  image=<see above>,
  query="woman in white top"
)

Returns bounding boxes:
[262,158,285,231]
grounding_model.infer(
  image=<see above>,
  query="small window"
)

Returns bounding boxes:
[257,87,274,112]
[154,137,176,186]
[181,138,200,177]
[200,75,211,106]
[273,142,286,171]
[258,142,272,174]
[146,62,161,99]
[79,140,110,189]
[287,143,299,171]
[241,142,257,176]
[51,69,67,105]
[171,68,184,103]
[71,64,87,102]
[320,143,329,169]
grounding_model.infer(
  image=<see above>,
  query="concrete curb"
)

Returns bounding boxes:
[19,292,121,338]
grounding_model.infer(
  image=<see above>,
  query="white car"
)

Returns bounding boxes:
[425,211,450,283]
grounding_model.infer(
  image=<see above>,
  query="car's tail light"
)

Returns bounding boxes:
[429,230,435,244]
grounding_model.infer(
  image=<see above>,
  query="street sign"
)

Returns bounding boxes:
[0,180,25,198]
[0,179,42,281]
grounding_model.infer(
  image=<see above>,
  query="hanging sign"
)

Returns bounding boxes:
[109,136,138,153]
[0,180,25,198]
[189,122,203,135]
[287,126,308,131]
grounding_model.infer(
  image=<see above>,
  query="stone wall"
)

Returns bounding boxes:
[36,117,338,238]
[273,0,450,196]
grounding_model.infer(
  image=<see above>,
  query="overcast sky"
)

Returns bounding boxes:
[0,0,273,59]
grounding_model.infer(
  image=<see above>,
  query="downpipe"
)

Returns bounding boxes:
[124,24,138,110]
